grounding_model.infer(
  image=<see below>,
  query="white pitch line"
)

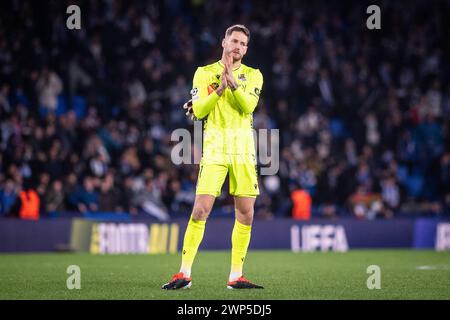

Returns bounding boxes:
[416,265,450,270]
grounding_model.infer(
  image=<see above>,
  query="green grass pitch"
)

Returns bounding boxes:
[0,250,449,299]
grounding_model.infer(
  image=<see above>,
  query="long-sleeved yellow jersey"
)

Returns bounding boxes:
[191,60,263,163]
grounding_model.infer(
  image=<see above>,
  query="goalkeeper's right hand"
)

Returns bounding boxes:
[183,99,196,121]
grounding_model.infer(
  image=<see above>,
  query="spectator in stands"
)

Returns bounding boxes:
[98,173,123,212]
[35,67,63,112]
[0,0,449,219]
[379,175,403,218]
[122,175,139,215]
[291,184,312,221]
[349,184,391,220]
[314,162,344,218]
[0,179,18,216]
[133,178,169,221]
[45,179,66,213]
[36,173,50,204]
[65,173,80,211]
[17,179,40,220]
[73,176,99,213]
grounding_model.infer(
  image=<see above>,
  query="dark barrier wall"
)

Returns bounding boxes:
[0,218,449,253]
[200,219,415,250]
[0,219,72,252]
[413,218,450,250]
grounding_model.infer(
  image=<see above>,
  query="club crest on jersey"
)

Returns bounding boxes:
[238,74,247,81]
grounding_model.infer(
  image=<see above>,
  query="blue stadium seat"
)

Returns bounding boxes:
[329,119,344,138]
[14,92,30,107]
[38,95,68,118]
[38,105,48,118]
[405,175,424,198]
[56,95,67,116]
[72,95,87,119]
[396,165,408,183]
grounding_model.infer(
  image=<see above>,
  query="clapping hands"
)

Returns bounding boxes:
[223,52,238,90]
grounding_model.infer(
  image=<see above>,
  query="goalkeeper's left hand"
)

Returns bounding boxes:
[183,99,196,121]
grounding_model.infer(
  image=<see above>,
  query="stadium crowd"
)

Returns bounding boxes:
[1,0,449,220]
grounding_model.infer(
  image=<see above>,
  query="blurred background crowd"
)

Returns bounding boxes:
[1,0,449,220]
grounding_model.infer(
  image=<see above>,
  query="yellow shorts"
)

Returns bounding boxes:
[196,154,259,198]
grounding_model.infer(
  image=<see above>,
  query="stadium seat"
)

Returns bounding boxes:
[396,165,409,183]
[56,95,67,116]
[405,175,424,198]
[72,95,87,119]
[329,119,345,138]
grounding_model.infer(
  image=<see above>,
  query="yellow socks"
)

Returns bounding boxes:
[229,219,252,282]
[179,215,206,277]
[179,216,252,281]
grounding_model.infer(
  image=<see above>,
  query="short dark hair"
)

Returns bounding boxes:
[225,24,250,43]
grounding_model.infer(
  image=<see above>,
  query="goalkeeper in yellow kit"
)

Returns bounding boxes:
[162,25,264,290]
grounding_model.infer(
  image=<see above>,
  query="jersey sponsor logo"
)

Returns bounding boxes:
[250,87,261,99]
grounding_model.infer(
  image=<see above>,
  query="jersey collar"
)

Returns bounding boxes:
[218,60,242,71]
